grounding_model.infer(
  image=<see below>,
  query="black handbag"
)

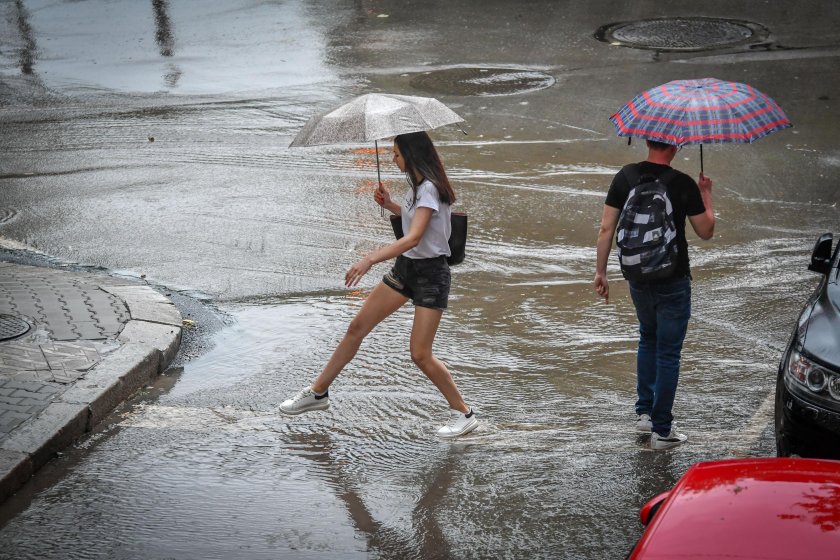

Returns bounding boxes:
[389,212,467,265]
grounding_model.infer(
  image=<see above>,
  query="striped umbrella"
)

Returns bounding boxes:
[610,78,792,172]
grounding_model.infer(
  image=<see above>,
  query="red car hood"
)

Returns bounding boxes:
[631,458,840,559]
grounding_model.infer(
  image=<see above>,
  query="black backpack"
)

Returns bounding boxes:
[616,166,680,282]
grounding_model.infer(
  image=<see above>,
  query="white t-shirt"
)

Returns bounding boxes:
[401,179,451,259]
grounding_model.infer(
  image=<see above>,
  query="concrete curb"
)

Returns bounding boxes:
[0,281,182,504]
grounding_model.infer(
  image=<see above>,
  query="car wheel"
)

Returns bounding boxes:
[775,370,802,457]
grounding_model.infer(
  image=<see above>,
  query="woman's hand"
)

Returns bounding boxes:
[345,256,373,288]
[374,183,391,208]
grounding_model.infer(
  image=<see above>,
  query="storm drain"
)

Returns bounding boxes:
[0,314,31,341]
[595,17,768,51]
[410,67,555,96]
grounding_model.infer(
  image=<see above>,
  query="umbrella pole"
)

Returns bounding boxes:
[375,139,383,217]
[700,144,704,175]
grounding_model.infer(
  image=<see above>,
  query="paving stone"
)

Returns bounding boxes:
[0,411,30,434]
[9,300,43,319]
[100,285,182,326]
[48,325,80,341]
[1,403,35,414]
[10,370,56,383]
[51,369,87,384]
[73,321,106,340]
[41,342,100,371]
[0,346,50,370]
[9,388,53,401]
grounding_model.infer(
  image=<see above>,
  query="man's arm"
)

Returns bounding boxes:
[594,205,620,303]
[688,172,715,240]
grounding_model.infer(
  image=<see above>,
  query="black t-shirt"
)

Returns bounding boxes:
[605,161,706,280]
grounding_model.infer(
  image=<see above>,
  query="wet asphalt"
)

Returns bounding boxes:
[1,1,839,558]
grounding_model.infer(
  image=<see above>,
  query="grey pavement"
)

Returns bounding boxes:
[0,261,182,503]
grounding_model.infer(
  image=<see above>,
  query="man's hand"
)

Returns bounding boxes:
[594,272,610,304]
[698,172,712,193]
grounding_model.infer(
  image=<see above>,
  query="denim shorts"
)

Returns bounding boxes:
[383,255,450,310]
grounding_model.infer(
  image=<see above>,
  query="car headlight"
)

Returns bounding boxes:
[787,349,810,384]
[788,349,840,401]
[829,376,840,401]
[807,367,828,392]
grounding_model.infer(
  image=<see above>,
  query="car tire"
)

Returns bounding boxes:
[775,369,802,457]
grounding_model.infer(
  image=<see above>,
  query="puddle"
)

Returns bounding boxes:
[409,67,555,96]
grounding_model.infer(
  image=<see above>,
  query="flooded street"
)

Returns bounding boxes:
[2,1,840,558]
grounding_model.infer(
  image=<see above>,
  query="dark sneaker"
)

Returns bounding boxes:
[279,387,329,415]
[636,413,652,433]
[651,425,687,450]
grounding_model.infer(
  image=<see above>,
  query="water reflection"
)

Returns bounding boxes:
[284,429,459,559]
[630,446,681,513]
[152,0,174,57]
[151,0,181,88]
[787,485,840,532]
[13,0,35,75]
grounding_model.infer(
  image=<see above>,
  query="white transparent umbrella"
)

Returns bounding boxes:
[289,93,465,214]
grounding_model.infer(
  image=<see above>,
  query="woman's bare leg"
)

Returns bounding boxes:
[311,282,408,393]
[410,306,469,413]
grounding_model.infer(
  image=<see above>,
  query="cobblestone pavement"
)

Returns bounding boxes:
[0,261,182,503]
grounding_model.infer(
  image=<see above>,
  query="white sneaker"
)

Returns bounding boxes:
[279,387,329,416]
[636,413,652,433]
[651,425,687,450]
[437,409,479,438]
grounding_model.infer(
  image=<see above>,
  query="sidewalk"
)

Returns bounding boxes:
[0,261,182,503]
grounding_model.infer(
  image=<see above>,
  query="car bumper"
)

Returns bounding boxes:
[782,377,840,435]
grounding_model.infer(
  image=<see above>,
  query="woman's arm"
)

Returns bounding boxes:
[345,207,432,287]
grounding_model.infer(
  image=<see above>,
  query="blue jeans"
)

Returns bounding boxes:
[629,277,691,437]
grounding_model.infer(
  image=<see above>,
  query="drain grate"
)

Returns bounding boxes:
[595,17,768,51]
[0,314,31,341]
[410,67,555,97]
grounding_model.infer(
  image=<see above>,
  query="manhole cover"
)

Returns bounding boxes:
[595,17,768,51]
[0,314,31,341]
[410,67,555,96]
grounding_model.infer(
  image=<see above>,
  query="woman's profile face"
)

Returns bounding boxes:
[392,142,406,173]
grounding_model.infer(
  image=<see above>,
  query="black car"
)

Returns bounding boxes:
[775,233,840,458]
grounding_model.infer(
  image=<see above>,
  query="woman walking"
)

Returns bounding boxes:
[279,131,478,438]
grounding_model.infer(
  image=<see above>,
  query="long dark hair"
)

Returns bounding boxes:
[394,131,456,206]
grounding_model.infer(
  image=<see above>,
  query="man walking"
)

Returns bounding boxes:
[594,140,715,450]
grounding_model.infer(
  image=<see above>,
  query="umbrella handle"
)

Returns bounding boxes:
[700,144,704,175]
[375,139,383,217]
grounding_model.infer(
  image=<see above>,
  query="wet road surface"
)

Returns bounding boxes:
[2,1,840,558]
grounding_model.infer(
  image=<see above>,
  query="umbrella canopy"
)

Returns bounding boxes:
[610,78,792,171]
[289,93,464,215]
[289,93,464,147]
